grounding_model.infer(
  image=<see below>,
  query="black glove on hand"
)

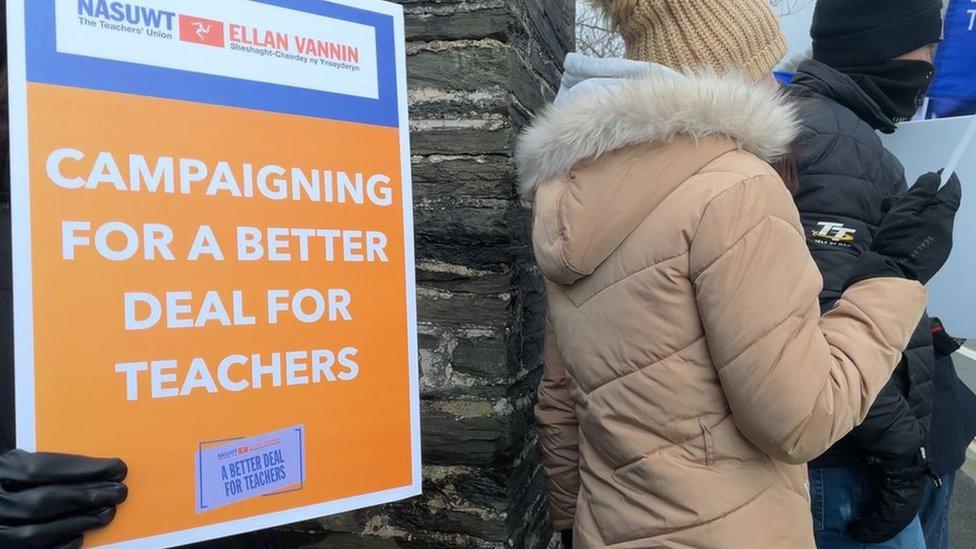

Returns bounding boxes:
[0,450,128,549]
[846,172,961,288]
[850,451,940,544]
[560,529,573,549]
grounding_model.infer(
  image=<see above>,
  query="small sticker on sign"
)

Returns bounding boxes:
[195,425,305,513]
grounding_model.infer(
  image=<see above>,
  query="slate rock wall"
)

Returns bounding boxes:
[277,1,574,547]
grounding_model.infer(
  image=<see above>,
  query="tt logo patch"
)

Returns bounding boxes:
[812,222,857,243]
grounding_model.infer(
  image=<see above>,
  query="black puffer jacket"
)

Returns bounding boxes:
[790,60,934,468]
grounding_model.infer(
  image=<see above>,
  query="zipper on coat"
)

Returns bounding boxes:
[699,418,714,466]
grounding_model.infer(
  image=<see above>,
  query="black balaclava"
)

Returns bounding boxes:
[838,60,936,124]
[812,0,943,127]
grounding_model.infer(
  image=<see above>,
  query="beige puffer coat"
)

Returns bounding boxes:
[519,71,927,548]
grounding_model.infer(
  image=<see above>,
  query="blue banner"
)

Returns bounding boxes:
[930,0,976,102]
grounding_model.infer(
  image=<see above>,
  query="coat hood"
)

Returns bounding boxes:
[517,54,800,285]
[518,55,800,201]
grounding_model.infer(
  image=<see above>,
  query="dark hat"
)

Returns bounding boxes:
[812,0,944,67]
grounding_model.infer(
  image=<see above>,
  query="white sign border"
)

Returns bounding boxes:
[5,0,422,547]
[8,0,35,453]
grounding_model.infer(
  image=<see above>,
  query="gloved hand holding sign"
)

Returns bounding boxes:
[846,171,962,287]
[0,450,128,549]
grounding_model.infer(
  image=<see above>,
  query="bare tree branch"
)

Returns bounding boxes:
[576,3,625,58]
[769,0,814,16]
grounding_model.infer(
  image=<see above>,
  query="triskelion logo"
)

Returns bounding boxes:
[810,221,857,247]
[77,0,176,34]
[179,15,226,48]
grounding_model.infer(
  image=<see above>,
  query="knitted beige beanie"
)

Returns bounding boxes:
[589,0,787,80]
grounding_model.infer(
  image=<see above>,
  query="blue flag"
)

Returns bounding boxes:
[930,0,976,102]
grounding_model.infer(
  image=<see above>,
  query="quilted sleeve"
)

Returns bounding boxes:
[689,174,926,464]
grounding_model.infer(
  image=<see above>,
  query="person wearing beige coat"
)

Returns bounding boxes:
[518,2,961,546]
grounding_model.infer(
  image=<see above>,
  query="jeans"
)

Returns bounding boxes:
[810,467,926,549]
[919,470,956,549]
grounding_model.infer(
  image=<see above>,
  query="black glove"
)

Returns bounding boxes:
[846,172,961,288]
[560,529,573,549]
[0,450,128,549]
[850,451,941,543]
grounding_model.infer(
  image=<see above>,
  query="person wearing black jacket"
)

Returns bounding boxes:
[0,21,280,549]
[789,0,951,546]
[0,51,129,549]
[919,318,976,549]
[2,14,129,546]
[0,113,277,549]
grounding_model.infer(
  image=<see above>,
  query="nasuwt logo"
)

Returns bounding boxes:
[215,438,283,461]
[217,447,250,460]
[76,0,361,65]
[77,0,175,30]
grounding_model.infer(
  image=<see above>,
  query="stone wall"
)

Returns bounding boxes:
[277,1,574,547]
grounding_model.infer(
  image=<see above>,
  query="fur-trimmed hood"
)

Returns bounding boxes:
[516,56,800,203]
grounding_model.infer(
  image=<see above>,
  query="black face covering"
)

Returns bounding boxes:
[839,60,935,125]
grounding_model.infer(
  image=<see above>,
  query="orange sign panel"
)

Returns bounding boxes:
[8,0,419,546]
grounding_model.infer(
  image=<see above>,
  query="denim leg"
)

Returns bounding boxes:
[811,467,825,532]
[919,471,957,549]
[812,467,867,549]
[884,516,926,549]
[811,467,927,549]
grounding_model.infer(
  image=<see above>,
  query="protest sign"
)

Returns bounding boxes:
[930,0,976,102]
[6,0,419,546]
[881,116,976,338]
[927,0,976,118]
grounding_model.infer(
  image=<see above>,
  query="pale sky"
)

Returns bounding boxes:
[779,3,816,67]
